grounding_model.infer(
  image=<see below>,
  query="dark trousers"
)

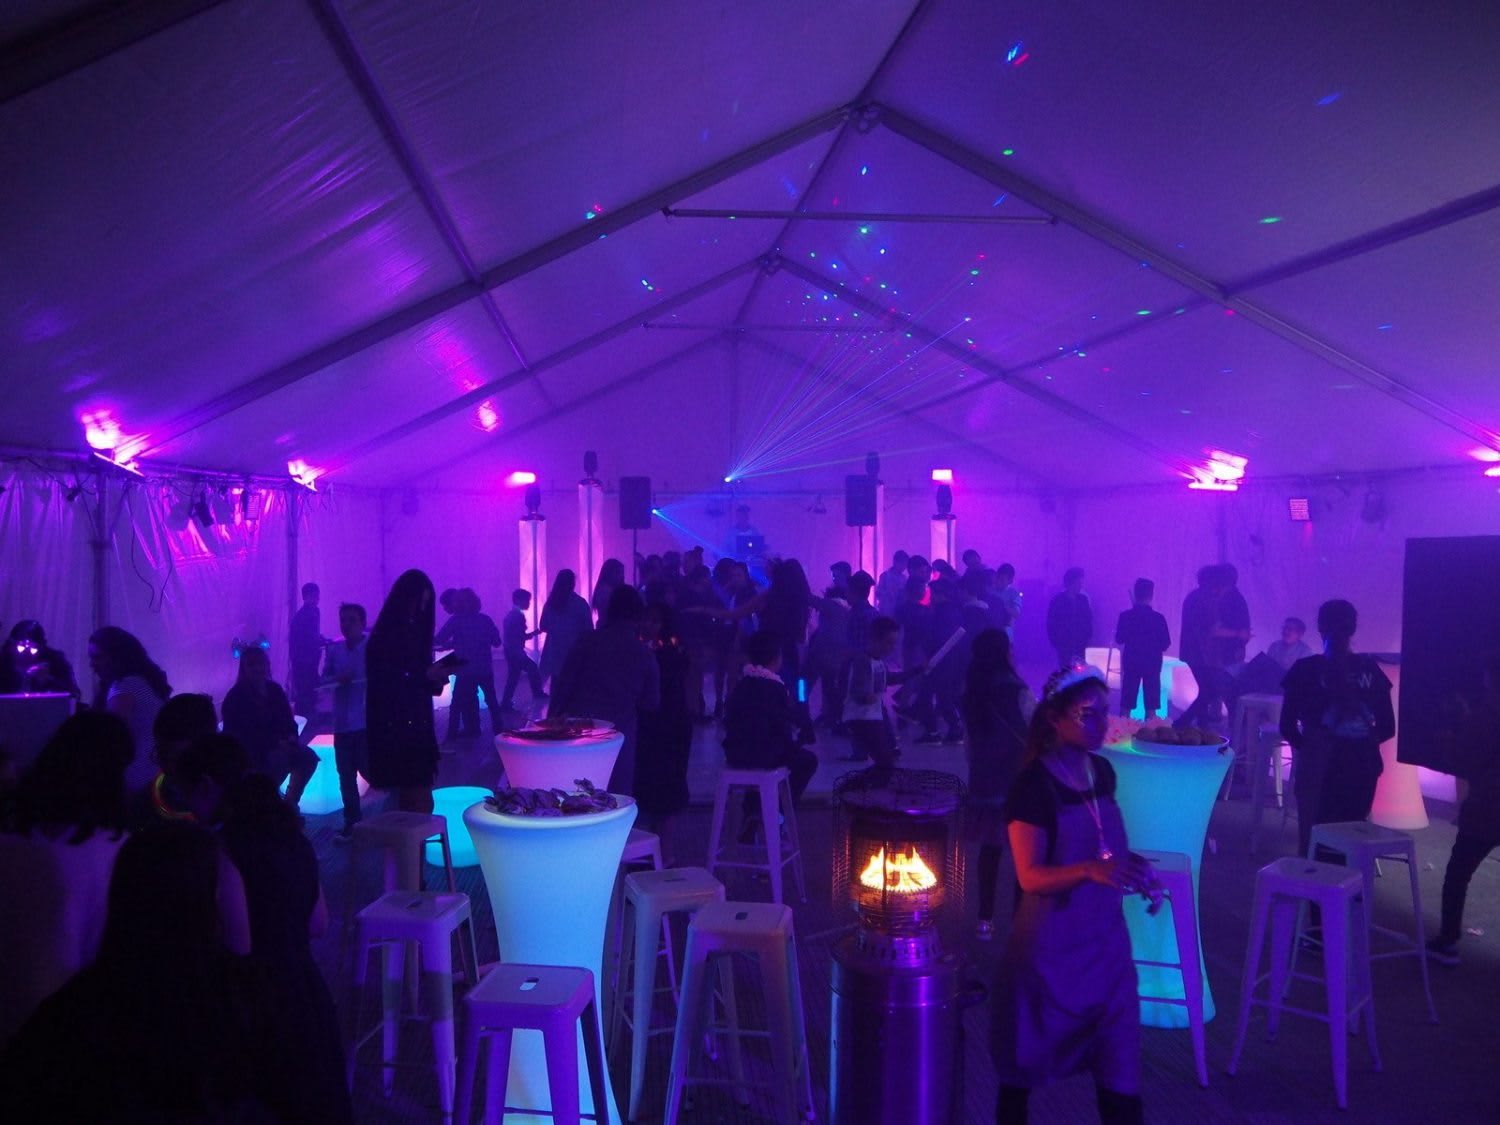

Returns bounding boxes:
[1176,662,1228,728]
[449,669,499,736]
[1439,830,1499,943]
[291,660,321,721]
[1294,738,1383,857]
[777,639,814,741]
[500,651,542,708]
[1120,658,1163,716]
[334,728,367,830]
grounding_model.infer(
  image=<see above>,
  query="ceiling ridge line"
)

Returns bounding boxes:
[774,253,1195,477]
[307,0,534,379]
[874,102,1498,449]
[137,105,850,456]
[328,259,762,473]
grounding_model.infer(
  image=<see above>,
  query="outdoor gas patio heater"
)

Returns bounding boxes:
[829,768,978,1125]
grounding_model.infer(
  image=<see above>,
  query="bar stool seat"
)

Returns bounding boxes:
[1306,820,1437,1023]
[350,891,481,1118]
[664,900,813,1125]
[1133,850,1208,1088]
[454,963,610,1125]
[707,768,806,904]
[616,867,726,1120]
[1229,857,1381,1109]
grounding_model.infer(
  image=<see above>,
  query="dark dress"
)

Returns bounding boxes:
[223,824,352,1125]
[222,680,300,782]
[365,630,441,789]
[549,623,660,794]
[991,756,1139,1092]
[634,637,693,822]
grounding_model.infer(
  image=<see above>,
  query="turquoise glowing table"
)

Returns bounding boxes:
[281,733,367,816]
[424,786,489,868]
[465,796,636,1123]
[1099,738,1231,1028]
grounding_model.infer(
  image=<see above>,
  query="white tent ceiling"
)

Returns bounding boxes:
[4,0,1499,494]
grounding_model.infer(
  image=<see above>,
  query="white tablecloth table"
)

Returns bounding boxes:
[495,729,623,792]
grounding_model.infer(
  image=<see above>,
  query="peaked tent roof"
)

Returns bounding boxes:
[4,0,1498,494]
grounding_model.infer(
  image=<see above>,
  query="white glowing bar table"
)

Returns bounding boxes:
[281,733,368,816]
[464,796,636,1123]
[1098,738,1231,1028]
[495,728,623,792]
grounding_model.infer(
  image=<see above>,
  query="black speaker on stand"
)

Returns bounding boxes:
[845,474,877,572]
[619,476,652,585]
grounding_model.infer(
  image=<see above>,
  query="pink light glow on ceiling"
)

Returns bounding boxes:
[476,400,500,432]
[931,468,954,482]
[506,471,537,486]
[287,458,322,490]
[1468,447,1500,463]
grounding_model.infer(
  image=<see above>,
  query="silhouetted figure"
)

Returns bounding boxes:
[1114,579,1171,717]
[1279,599,1395,857]
[322,603,368,839]
[0,621,80,698]
[634,604,693,851]
[289,581,322,721]
[365,570,444,814]
[1045,567,1092,670]
[499,589,543,715]
[437,588,501,736]
[87,626,171,802]
[539,569,593,691]
[722,629,817,805]
[550,585,660,794]
[593,558,626,627]
[222,646,317,807]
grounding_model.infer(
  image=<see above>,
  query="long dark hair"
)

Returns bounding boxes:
[964,628,1016,706]
[593,559,625,613]
[370,569,436,659]
[764,558,811,637]
[90,625,171,707]
[546,569,577,611]
[10,711,132,842]
[1023,674,1107,764]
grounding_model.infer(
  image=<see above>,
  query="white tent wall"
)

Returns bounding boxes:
[1063,473,1500,662]
[1,466,292,703]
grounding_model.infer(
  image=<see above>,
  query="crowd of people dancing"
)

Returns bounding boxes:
[2,537,1498,1123]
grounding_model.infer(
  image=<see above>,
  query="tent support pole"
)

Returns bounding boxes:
[90,468,109,633]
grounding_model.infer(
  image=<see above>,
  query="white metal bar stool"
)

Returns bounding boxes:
[604,828,666,1037]
[1304,820,1437,1023]
[1133,850,1208,1087]
[344,811,458,937]
[707,767,806,904]
[350,890,481,1119]
[664,900,813,1125]
[453,963,610,1125]
[615,866,726,1120]
[1228,857,1381,1109]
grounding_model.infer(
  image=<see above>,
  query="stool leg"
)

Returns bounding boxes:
[762,782,783,904]
[664,941,709,1125]
[454,1018,483,1125]
[580,999,611,1125]
[440,831,457,893]
[707,783,729,883]
[1248,727,1267,853]
[1267,897,1296,1039]
[1401,849,1438,1023]
[786,930,815,1118]
[1169,883,1208,1088]
[781,776,807,903]
[1356,889,1382,1073]
[1227,889,1266,1075]
[381,940,405,1096]
[628,902,660,1121]
[715,954,749,1105]
[426,932,458,1117]
[761,948,801,1124]
[460,915,481,991]
[1323,896,1350,1109]
[540,1017,580,1125]
[609,896,632,1059]
[484,1031,513,1125]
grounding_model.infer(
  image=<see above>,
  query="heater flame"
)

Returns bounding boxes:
[858,846,938,894]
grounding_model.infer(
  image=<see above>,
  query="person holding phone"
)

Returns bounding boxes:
[365,570,447,814]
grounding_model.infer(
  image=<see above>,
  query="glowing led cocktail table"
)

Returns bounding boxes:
[495,729,623,791]
[1099,739,1231,1028]
[465,796,636,1123]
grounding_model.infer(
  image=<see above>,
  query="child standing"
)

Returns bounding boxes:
[843,616,923,779]
[1114,579,1171,718]
[499,589,543,715]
